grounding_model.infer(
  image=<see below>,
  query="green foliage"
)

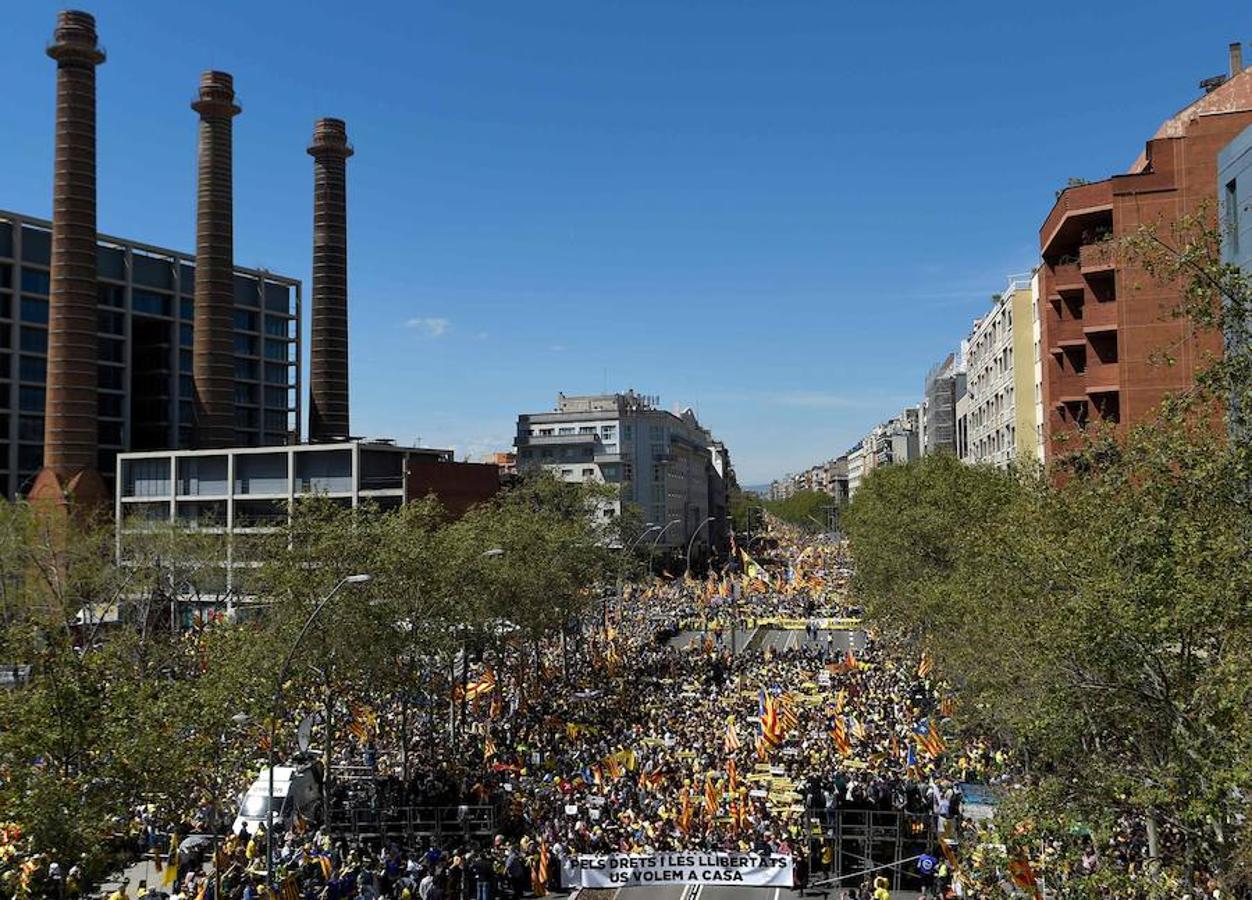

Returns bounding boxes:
[0,470,618,879]
[845,214,1252,892]
[762,489,840,533]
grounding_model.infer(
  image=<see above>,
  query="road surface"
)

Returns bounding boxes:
[587,885,919,900]
[668,629,865,656]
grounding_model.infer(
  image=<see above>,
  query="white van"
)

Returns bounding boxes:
[232,764,323,837]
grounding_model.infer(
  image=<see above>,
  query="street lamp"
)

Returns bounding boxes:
[612,523,658,626]
[649,519,682,573]
[213,712,249,900]
[266,573,371,886]
[685,516,716,577]
[455,548,506,742]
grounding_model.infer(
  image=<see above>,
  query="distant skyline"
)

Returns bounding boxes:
[2,1,1244,482]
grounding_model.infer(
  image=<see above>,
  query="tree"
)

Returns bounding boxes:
[845,215,1252,892]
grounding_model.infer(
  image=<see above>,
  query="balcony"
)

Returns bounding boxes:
[1041,180,1114,257]
[1050,261,1084,295]
[516,433,597,448]
[1050,361,1087,400]
[1082,299,1118,332]
[1079,241,1116,274]
[1084,359,1119,392]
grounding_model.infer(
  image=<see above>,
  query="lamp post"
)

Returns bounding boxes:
[648,519,682,573]
[455,548,505,750]
[685,516,716,577]
[613,523,658,627]
[266,573,371,887]
[214,712,249,900]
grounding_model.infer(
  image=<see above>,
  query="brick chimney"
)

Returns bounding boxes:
[29,10,108,510]
[307,118,353,442]
[1232,42,1245,77]
[191,71,240,449]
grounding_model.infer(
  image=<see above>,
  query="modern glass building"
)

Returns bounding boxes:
[0,209,301,499]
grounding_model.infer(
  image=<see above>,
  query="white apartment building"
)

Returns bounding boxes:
[960,274,1038,467]
[514,391,727,554]
[846,443,866,498]
[1031,271,1045,463]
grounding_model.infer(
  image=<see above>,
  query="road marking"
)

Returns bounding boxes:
[772,888,781,900]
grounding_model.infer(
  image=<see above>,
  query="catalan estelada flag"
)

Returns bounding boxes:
[723,715,742,753]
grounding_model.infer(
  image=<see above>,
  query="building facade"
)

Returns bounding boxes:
[1220,123,1252,272]
[1219,123,1252,432]
[514,391,730,555]
[0,210,300,499]
[920,352,965,455]
[116,441,499,595]
[960,274,1037,467]
[1038,50,1252,458]
[846,443,866,498]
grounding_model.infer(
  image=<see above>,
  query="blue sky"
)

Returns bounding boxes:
[2,1,1243,483]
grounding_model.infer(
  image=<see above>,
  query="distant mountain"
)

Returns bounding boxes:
[741,484,770,496]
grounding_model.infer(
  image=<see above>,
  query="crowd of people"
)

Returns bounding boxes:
[10,522,1211,899]
[197,529,983,899]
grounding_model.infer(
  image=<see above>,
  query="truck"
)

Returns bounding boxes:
[231,762,323,837]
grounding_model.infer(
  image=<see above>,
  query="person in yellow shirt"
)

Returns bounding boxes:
[107,879,131,900]
[872,875,890,900]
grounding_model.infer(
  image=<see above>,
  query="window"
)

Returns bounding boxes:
[235,309,258,331]
[19,356,45,381]
[181,323,195,347]
[99,366,124,390]
[235,358,258,380]
[264,362,288,384]
[20,298,48,324]
[99,422,123,445]
[264,316,288,337]
[18,416,42,441]
[180,297,194,320]
[234,334,257,355]
[19,386,45,412]
[18,444,42,471]
[98,394,123,418]
[264,410,287,432]
[582,468,595,478]
[579,426,596,434]
[132,289,172,317]
[264,385,288,407]
[20,268,50,295]
[19,328,47,353]
[235,383,258,405]
[180,349,192,373]
[100,338,124,363]
[99,283,126,308]
[558,427,575,435]
[539,428,553,436]
[601,425,616,439]
[1226,179,1240,256]
[263,339,287,361]
[98,310,124,335]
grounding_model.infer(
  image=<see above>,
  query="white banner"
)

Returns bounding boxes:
[563,853,793,888]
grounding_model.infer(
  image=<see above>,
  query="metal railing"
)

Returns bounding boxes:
[327,804,497,841]
[805,808,937,892]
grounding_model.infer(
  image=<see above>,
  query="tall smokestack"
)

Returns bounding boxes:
[191,71,240,449]
[307,118,353,442]
[30,10,107,509]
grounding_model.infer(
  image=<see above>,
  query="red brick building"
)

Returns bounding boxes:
[1039,46,1252,458]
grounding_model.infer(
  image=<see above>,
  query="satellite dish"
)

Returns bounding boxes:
[297,713,319,753]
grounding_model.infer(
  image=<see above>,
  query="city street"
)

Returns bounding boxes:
[581,885,920,900]
[668,629,865,656]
